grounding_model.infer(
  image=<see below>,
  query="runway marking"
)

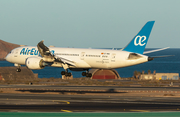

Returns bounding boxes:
[130,110,150,112]
[53,100,70,104]
[61,109,72,112]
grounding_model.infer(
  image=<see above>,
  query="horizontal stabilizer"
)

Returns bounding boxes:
[143,47,170,54]
[150,55,174,58]
[148,55,174,61]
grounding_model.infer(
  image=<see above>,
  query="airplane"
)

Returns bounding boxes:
[5,21,172,77]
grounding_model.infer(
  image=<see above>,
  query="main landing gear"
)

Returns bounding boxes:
[61,64,92,77]
[61,64,72,77]
[61,71,72,77]
[82,70,92,77]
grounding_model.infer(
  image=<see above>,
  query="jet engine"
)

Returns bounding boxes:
[25,57,45,70]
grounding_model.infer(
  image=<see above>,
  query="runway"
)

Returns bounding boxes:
[0,93,180,112]
[1,85,180,91]
[0,85,180,112]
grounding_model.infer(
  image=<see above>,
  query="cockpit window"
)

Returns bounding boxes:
[10,50,14,54]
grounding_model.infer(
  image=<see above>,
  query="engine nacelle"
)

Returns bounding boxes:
[25,57,45,70]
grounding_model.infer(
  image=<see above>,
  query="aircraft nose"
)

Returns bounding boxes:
[5,53,11,62]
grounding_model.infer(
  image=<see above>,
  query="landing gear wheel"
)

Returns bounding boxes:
[16,68,21,72]
[82,72,86,76]
[61,71,65,75]
[82,69,92,77]
[67,72,72,77]
[64,72,71,77]
[65,72,68,76]
[88,73,92,77]
[86,73,92,77]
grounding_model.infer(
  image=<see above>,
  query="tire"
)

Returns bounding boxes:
[86,73,92,77]
[82,72,86,76]
[65,72,68,76]
[67,72,71,77]
[88,73,92,77]
[61,71,65,75]
[17,68,21,72]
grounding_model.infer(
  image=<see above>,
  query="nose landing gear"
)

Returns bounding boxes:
[15,64,21,72]
[16,68,21,72]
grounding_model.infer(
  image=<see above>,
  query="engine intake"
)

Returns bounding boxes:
[25,57,45,70]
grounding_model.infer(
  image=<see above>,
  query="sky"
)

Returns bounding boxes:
[0,0,180,48]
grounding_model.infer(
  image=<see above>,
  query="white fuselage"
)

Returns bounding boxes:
[6,46,149,69]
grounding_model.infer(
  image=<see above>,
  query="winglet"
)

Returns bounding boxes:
[122,21,155,54]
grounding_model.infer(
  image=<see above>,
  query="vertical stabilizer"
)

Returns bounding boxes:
[122,21,155,54]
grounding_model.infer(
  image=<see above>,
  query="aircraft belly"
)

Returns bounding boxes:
[75,60,91,68]
[110,54,148,68]
[117,57,148,68]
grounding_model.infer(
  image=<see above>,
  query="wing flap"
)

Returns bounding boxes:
[59,57,76,66]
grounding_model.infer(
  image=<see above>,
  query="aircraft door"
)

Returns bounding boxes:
[111,53,116,62]
[80,52,85,60]
[14,49,19,58]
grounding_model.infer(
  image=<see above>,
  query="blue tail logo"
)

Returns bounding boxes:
[134,35,146,46]
[123,21,155,54]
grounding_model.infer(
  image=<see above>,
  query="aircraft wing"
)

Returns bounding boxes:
[37,40,76,67]
[57,57,76,66]
[143,47,170,54]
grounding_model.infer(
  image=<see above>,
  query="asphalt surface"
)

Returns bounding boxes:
[0,85,180,112]
[1,85,180,91]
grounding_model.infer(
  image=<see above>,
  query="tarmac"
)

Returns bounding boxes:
[0,85,180,112]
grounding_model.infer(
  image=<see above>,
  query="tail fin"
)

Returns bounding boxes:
[122,21,155,54]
